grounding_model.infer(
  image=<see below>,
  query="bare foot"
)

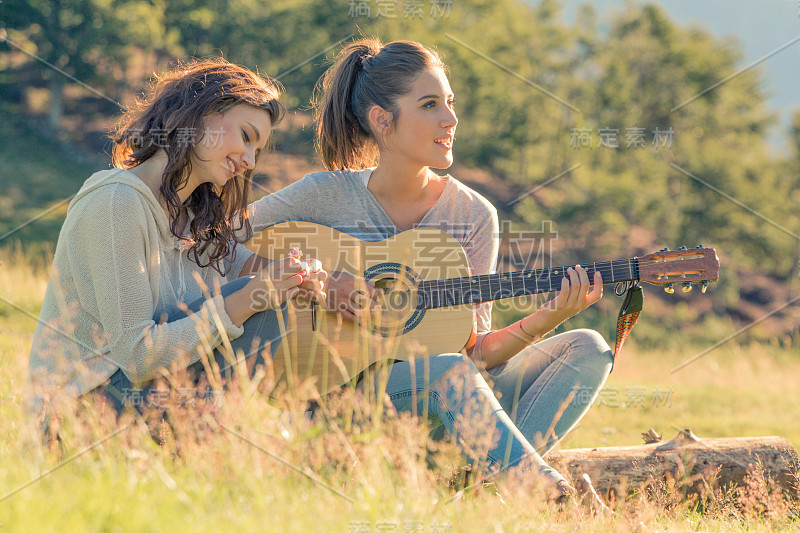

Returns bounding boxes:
[550,479,576,505]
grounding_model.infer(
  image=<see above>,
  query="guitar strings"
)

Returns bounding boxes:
[417,259,637,309]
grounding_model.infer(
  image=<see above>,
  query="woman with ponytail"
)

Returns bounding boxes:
[249,39,613,500]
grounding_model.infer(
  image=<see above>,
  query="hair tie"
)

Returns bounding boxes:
[358,53,373,70]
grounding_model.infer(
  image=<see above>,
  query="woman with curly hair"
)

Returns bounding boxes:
[26,58,326,420]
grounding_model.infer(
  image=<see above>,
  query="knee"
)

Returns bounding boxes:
[569,329,614,366]
[424,353,488,404]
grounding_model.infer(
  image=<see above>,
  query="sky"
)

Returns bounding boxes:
[557,0,800,153]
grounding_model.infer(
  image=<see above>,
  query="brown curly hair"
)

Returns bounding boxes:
[111,57,285,275]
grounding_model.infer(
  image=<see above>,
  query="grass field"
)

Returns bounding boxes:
[1,245,799,532]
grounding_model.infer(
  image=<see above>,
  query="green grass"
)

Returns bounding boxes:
[2,246,799,532]
[559,343,800,453]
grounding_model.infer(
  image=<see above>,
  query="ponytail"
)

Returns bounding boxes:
[314,38,445,171]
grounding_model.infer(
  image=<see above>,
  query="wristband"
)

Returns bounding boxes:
[517,320,537,343]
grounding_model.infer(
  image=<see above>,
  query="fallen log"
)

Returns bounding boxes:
[546,429,800,498]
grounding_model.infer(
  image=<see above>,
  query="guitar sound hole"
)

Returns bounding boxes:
[372,277,415,327]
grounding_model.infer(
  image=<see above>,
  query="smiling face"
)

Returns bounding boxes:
[189,103,272,191]
[378,67,458,170]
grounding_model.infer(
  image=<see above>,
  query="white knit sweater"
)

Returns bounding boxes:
[26,168,254,406]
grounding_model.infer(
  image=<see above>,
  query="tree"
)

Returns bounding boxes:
[514,4,791,273]
[1,0,173,131]
[162,0,355,109]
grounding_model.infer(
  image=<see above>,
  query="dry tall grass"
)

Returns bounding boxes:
[1,245,799,532]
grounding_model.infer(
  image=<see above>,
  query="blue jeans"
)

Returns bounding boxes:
[485,330,614,456]
[368,354,565,481]
[368,332,611,483]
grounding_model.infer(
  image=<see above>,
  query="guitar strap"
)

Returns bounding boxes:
[612,284,643,368]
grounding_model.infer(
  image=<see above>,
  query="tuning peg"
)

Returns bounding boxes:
[696,244,704,248]
[664,283,675,294]
[660,247,669,252]
[682,282,692,292]
[679,245,687,250]
[701,280,708,294]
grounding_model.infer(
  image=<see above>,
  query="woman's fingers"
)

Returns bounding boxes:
[554,275,571,309]
[276,258,303,278]
[566,267,581,307]
[573,266,603,307]
[298,270,326,291]
[322,270,379,320]
[534,266,605,333]
[291,259,327,307]
[557,266,582,309]
[547,265,603,317]
[249,277,298,311]
[324,271,353,315]
[575,265,591,304]
[586,270,603,305]
[253,256,330,310]
[562,265,601,309]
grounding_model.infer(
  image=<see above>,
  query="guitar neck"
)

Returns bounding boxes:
[417,258,639,309]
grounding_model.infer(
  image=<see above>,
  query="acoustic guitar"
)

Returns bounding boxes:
[247,221,719,395]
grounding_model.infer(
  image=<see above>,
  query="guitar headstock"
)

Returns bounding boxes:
[637,246,720,293]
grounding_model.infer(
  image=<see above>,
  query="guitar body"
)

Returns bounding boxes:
[247,221,475,394]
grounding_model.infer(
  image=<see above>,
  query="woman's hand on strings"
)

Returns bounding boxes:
[324,270,378,321]
[542,264,602,320]
[521,265,603,339]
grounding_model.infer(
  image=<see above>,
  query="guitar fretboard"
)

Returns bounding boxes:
[416,259,639,309]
